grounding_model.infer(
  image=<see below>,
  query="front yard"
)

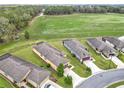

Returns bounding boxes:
[0,38,120,88]
[118,53,124,63]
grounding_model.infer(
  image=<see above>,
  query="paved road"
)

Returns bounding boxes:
[111,56,124,68]
[84,60,103,74]
[76,69,124,88]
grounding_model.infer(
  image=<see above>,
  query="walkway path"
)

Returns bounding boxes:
[29,12,44,25]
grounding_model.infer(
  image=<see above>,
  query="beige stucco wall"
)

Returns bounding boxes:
[27,76,49,88]
[27,79,38,87]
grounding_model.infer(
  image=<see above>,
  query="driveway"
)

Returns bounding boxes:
[64,68,85,87]
[84,60,103,74]
[111,56,124,68]
[76,68,124,88]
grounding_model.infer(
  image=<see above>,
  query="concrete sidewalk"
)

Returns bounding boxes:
[84,60,103,74]
[64,68,86,87]
[111,56,124,69]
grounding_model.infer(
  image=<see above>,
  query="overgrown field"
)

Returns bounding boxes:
[26,13,124,39]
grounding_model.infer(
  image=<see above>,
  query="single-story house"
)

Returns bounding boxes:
[26,65,50,88]
[32,42,69,71]
[0,53,50,88]
[102,37,124,52]
[87,38,118,58]
[63,39,91,63]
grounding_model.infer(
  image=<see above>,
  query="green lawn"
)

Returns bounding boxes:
[0,13,124,88]
[0,75,14,88]
[25,13,124,39]
[108,81,124,88]
[118,53,124,62]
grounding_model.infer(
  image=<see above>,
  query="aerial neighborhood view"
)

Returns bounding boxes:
[1,5,124,88]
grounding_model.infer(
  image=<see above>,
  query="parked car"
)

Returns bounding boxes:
[44,84,55,88]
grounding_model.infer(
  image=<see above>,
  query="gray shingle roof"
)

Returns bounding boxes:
[33,42,69,67]
[102,37,124,50]
[0,54,50,85]
[87,38,117,58]
[0,54,31,83]
[35,42,65,57]
[63,39,91,61]
[27,67,50,85]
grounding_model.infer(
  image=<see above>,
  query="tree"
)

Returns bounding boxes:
[57,64,64,77]
[64,75,73,85]
[120,8,124,13]
[7,23,17,41]
[24,31,30,39]
[0,17,9,42]
[0,6,43,43]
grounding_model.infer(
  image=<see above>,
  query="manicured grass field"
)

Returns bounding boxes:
[0,13,124,88]
[118,53,124,62]
[26,13,124,39]
[0,75,14,88]
[108,81,124,88]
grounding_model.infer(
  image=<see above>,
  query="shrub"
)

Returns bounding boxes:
[86,67,91,72]
[57,64,64,77]
[24,31,30,39]
[64,75,73,85]
[46,63,51,68]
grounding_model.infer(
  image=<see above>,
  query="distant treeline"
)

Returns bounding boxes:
[44,5,124,15]
[0,5,42,42]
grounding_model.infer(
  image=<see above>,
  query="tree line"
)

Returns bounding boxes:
[44,5,124,15]
[0,5,42,43]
